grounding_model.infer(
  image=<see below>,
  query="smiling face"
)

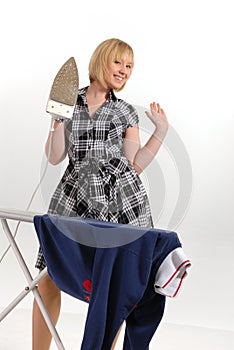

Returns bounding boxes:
[105,54,133,91]
[89,38,134,92]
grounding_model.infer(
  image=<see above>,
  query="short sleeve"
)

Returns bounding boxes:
[126,104,139,128]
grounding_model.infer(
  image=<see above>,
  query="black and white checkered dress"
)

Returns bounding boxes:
[36,87,153,269]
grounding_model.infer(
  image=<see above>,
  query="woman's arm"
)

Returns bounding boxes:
[124,102,168,174]
[45,120,67,165]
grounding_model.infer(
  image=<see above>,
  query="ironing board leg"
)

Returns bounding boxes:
[0,218,65,350]
[0,268,47,320]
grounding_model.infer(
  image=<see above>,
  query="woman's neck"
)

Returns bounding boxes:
[86,82,110,117]
[86,81,110,101]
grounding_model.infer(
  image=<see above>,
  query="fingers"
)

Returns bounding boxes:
[150,101,163,115]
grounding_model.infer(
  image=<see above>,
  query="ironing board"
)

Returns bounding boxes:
[0,208,66,350]
[0,208,191,350]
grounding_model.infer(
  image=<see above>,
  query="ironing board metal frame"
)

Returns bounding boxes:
[0,208,65,350]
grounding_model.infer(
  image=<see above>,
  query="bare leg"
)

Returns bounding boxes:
[111,324,123,350]
[32,273,61,350]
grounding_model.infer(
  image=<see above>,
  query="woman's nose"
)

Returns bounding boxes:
[119,65,127,74]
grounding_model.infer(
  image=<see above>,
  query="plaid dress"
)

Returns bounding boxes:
[36,87,153,269]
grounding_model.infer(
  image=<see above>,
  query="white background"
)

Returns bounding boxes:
[0,0,233,337]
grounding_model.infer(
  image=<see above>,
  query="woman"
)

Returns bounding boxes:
[33,38,168,349]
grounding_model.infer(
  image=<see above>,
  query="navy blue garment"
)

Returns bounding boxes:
[34,214,182,350]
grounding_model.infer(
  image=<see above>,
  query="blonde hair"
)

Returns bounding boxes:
[88,38,134,91]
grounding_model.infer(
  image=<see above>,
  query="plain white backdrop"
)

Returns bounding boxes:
[0,0,234,345]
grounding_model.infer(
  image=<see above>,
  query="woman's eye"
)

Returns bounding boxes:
[114,61,132,69]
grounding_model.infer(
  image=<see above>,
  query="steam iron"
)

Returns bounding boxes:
[46,57,79,119]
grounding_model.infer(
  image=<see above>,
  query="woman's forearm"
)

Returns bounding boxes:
[132,130,166,174]
[45,121,67,165]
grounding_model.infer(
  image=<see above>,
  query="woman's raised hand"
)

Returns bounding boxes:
[145,102,168,141]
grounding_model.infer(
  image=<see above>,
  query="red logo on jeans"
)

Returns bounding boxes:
[83,279,92,293]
